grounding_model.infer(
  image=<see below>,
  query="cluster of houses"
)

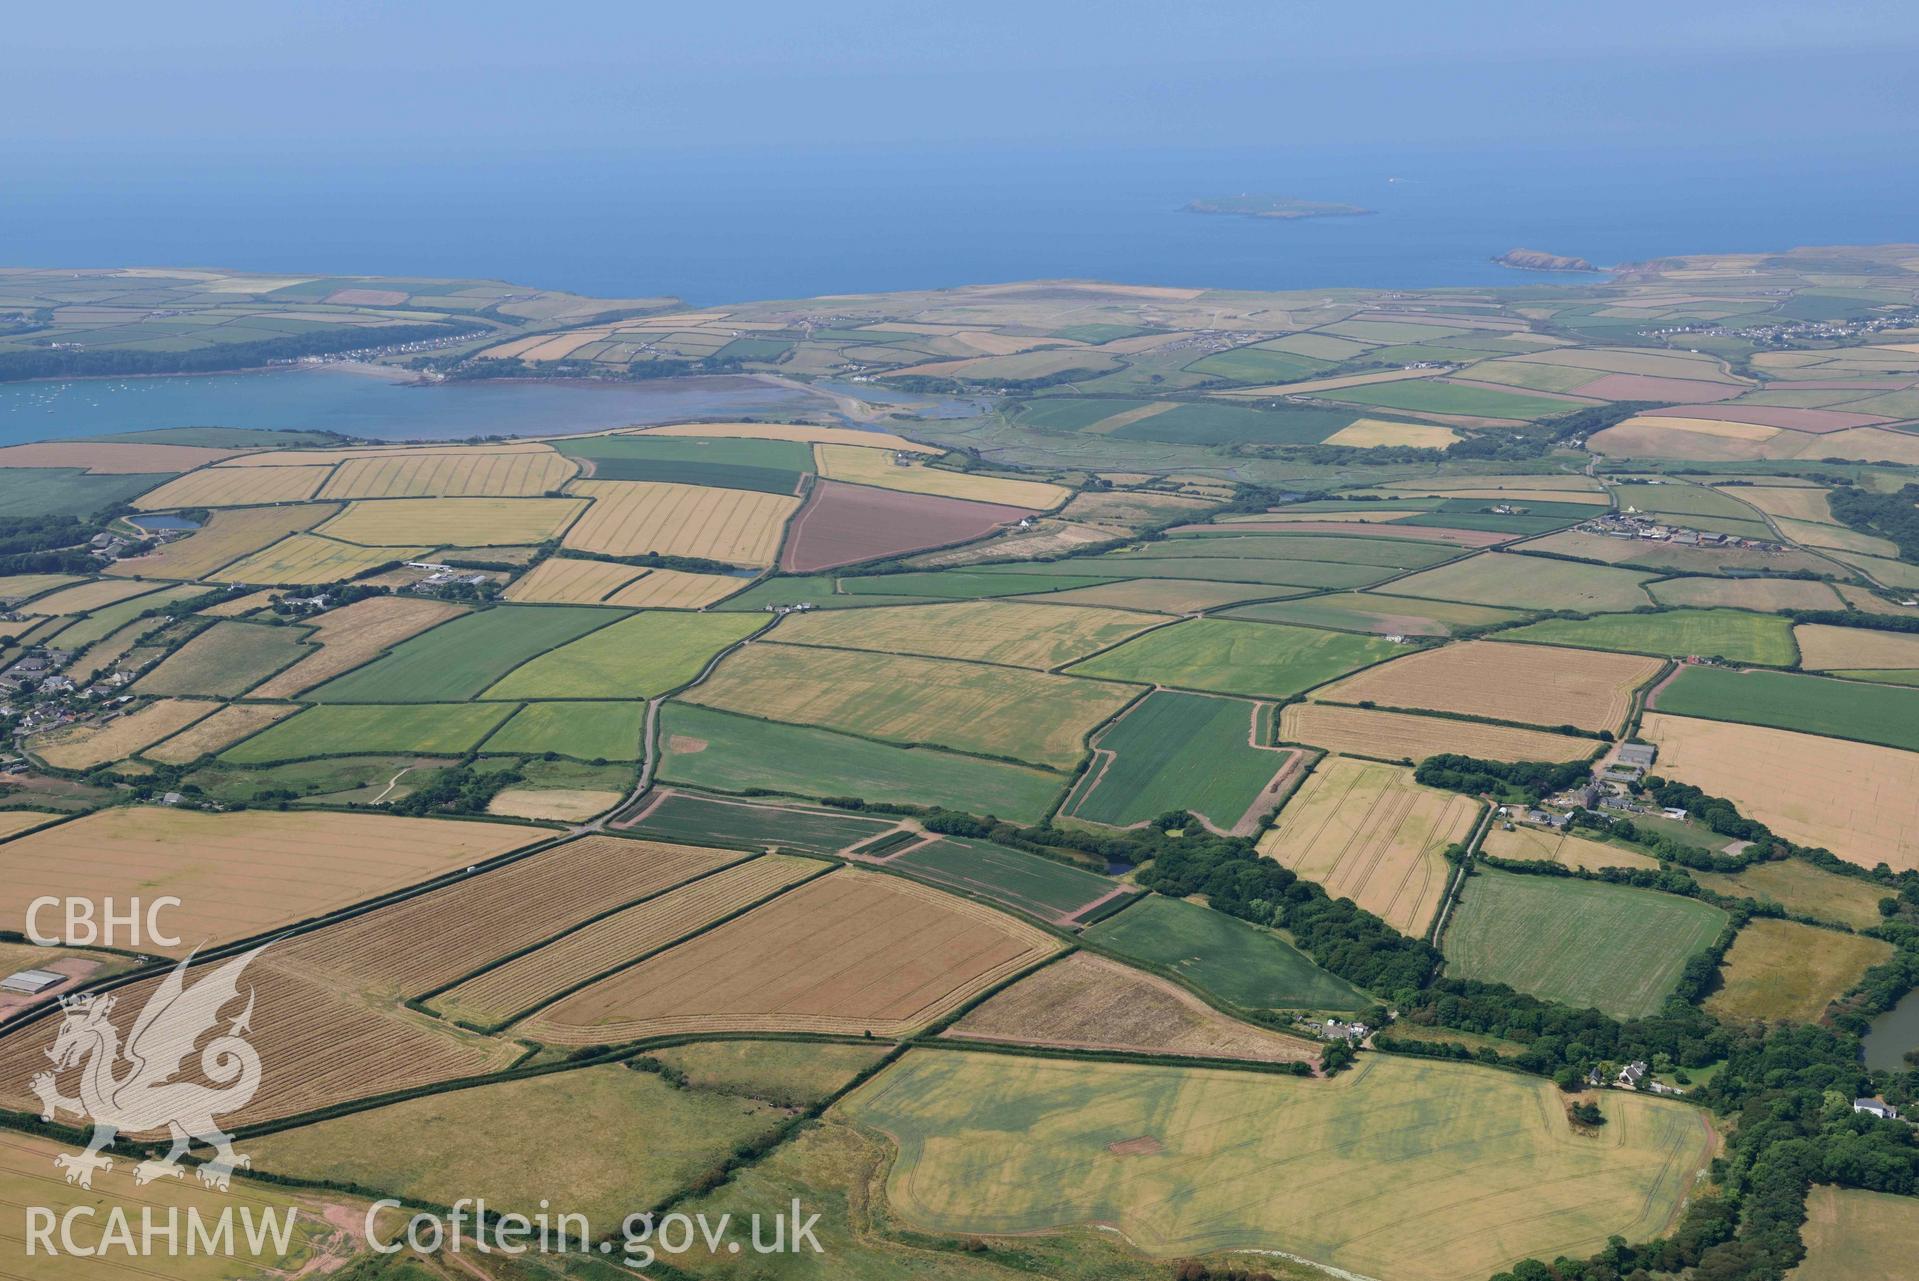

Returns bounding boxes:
[1299,1017,1371,1043]
[1504,743,1687,831]
[1589,1060,1686,1096]
[1577,508,1784,553]
[1645,308,1919,349]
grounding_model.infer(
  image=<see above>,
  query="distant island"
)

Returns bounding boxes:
[1185,195,1376,221]
[1495,247,1600,272]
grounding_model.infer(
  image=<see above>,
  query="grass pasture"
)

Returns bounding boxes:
[840,1051,1715,1281]
[223,701,517,761]
[482,610,760,699]
[133,619,313,695]
[1704,918,1892,1024]
[555,434,811,493]
[1086,894,1370,1013]
[621,788,897,854]
[1500,608,1796,664]
[684,643,1137,769]
[1071,690,1296,830]
[1647,575,1846,611]
[888,836,1121,924]
[1794,622,1919,671]
[1258,757,1479,936]
[1654,665,1919,751]
[249,596,465,697]
[1692,857,1901,930]
[1443,868,1727,1018]
[1378,553,1656,611]
[1316,640,1661,734]
[482,700,645,759]
[1067,617,1406,699]
[1480,824,1662,872]
[1224,591,1523,636]
[655,703,1066,822]
[1795,1186,1919,1281]
[1318,377,1589,420]
[771,599,1160,669]
[309,604,619,702]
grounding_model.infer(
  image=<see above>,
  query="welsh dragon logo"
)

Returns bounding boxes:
[29,947,265,1191]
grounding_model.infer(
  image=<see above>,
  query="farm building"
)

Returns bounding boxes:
[0,969,63,995]
[1617,743,1657,768]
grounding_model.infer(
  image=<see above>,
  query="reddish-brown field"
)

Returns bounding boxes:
[1570,374,1744,402]
[780,479,1031,571]
[276,835,737,997]
[1654,404,1892,432]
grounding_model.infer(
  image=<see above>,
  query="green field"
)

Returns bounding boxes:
[0,468,175,517]
[553,435,812,494]
[1223,591,1524,636]
[1378,553,1656,611]
[1185,345,1331,383]
[42,584,206,649]
[1320,379,1586,420]
[221,702,516,762]
[1500,608,1795,664]
[481,700,644,760]
[655,703,1066,822]
[887,836,1118,922]
[248,1063,797,1237]
[1795,1186,1919,1281]
[133,620,312,695]
[1443,868,1728,1019]
[1087,894,1370,1012]
[1067,617,1406,698]
[622,788,897,854]
[988,553,1387,589]
[840,1050,1714,1281]
[482,610,759,699]
[1654,664,1919,751]
[841,569,1119,599]
[308,604,620,702]
[1149,532,1460,568]
[1072,690,1291,828]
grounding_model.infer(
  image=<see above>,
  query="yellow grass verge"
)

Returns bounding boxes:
[1480,824,1662,872]
[317,497,587,546]
[1321,418,1462,448]
[1281,702,1592,763]
[1642,712,1919,871]
[564,480,798,566]
[1258,757,1478,936]
[1794,623,1919,671]
[814,444,1067,510]
[947,952,1319,1064]
[519,868,1060,1043]
[250,595,467,697]
[316,448,579,499]
[631,422,939,453]
[0,806,543,956]
[211,533,428,585]
[132,466,328,509]
[1315,641,1661,734]
[29,699,217,769]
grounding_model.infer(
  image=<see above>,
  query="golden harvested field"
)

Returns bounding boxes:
[29,698,216,769]
[1315,641,1661,733]
[249,595,466,696]
[814,443,1068,509]
[0,439,243,472]
[501,555,645,603]
[1648,576,1845,611]
[1704,918,1893,1024]
[1642,712,1919,871]
[773,599,1160,669]
[946,952,1318,1065]
[1281,702,1594,763]
[0,810,60,841]
[1481,824,1662,872]
[316,448,579,499]
[684,642,1138,769]
[131,465,328,509]
[279,835,734,999]
[632,421,939,452]
[0,962,518,1131]
[20,578,163,617]
[603,567,746,608]
[0,806,542,956]
[142,701,298,763]
[1795,623,1919,670]
[316,496,587,545]
[1258,757,1479,936]
[195,588,277,615]
[518,868,1060,1043]
[212,532,428,584]
[1736,485,1837,524]
[106,503,336,580]
[0,572,81,600]
[487,786,626,821]
[1795,1186,1919,1281]
[1216,368,1452,398]
[564,479,799,565]
[1321,418,1462,448]
[440,855,825,1029]
[1017,577,1292,614]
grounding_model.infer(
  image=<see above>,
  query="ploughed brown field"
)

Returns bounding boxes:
[946,952,1319,1065]
[780,479,1033,572]
[517,868,1060,1043]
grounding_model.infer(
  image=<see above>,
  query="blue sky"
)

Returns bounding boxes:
[9,2,1918,154]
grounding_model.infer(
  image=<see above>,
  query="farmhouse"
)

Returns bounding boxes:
[1854,1097,1900,1120]
[1617,1060,1649,1088]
